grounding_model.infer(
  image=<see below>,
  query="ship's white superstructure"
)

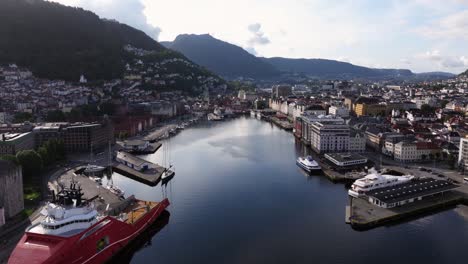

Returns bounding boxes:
[348,168,414,197]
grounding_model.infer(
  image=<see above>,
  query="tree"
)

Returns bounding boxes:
[37,146,51,166]
[13,112,33,123]
[0,154,19,165]
[16,150,43,184]
[435,152,441,160]
[421,154,427,161]
[46,110,66,122]
[429,153,434,160]
[420,104,435,114]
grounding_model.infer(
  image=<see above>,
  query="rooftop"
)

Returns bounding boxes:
[367,178,457,204]
[325,153,368,163]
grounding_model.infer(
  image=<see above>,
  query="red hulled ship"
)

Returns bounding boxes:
[8,182,169,264]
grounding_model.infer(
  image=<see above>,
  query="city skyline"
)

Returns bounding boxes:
[50,0,468,74]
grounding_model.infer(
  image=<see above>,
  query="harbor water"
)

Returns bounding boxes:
[107,117,468,264]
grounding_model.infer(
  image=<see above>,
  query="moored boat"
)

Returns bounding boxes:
[348,168,414,198]
[8,182,169,264]
[296,156,321,172]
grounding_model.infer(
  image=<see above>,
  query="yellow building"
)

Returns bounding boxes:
[354,97,386,117]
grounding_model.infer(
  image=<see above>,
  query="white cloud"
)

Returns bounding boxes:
[415,10,468,40]
[247,23,270,46]
[50,0,161,40]
[416,50,468,69]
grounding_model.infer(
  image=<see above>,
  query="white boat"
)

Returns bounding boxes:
[296,156,321,172]
[464,177,468,184]
[250,110,256,117]
[107,185,125,199]
[348,168,414,198]
[84,164,105,174]
[208,113,223,121]
[161,169,175,185]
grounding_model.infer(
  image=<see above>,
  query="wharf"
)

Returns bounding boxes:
[131,142,162,155]
[53,168,122,208]
[348,188,468,229]
[113,162,165,187]
[144,125,177,142]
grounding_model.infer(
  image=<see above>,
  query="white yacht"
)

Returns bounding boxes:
[296,156,321,172]
[348,168,414,198]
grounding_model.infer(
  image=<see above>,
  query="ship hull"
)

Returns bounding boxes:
[8,199,170,264]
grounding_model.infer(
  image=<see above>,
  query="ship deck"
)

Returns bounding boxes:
[123,200,159,224]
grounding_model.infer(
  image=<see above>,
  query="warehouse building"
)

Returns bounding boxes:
[366,178,457,208]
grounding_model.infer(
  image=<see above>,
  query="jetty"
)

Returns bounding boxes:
[347,183,468,230]
[113,151,166,186]
[144,125,177,142]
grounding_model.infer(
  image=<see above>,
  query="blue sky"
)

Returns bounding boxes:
[53,0,468,73]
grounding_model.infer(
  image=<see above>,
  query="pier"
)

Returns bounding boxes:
[113,163,165,186]
[144,125,177,142]
[348,191,468,229]
[52,167,122,206]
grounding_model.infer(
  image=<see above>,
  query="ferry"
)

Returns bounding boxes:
[8,182,169,264]
[348,168,414,198]
[296,156,321,172]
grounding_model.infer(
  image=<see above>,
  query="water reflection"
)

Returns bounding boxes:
[110,210,170,263]
[101,117,468,264]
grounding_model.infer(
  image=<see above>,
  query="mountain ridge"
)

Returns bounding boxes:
[162,34,280,79]
[164,34,456,80]
[0,0,217,87]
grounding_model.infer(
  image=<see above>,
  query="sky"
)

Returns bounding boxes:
[50,0,468,73]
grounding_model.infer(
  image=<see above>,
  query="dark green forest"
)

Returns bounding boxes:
[0,0,211,83]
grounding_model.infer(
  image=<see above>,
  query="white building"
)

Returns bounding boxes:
[310,121,350,153]
[325,153,368,167]
[394,141,418,162]
[395,141,440,162]
[458,138,468,169]
[328,106,350,118]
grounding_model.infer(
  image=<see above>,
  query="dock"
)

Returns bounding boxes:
[144,125,177,142]
[130,142,162,155]
[347,189,468,229]
[113,162,165,187]
[52,168,122,208]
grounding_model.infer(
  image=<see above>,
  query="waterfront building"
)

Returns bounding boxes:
[394,141,440,162]
[0,132,34,155]
[116,151,151,171]
[328,106,350,118]
[458,137,468,170]
[310,121,350,153]
[349,130,366,152]
[0,160,24,220]
[367,178,456,208]
[324,153,368,167]
[33,122,114,153]
[300,114,345,145]
[123,140,150,152]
